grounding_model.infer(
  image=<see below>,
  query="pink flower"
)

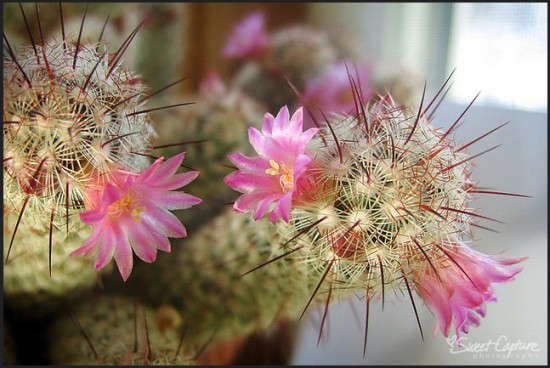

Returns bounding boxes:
[222,12,268,59]
[199,71,227,97]
[302,61,373,129]
[414,242,526,338]
[71,153,201,281]
[224,106,318,223]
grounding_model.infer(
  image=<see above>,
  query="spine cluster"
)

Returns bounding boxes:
[283,95,476,301]
[3,36,154,234]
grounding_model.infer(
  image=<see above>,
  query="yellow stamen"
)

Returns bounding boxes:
[265,159,280,176]
[279,163,294,192]
[265,159,294,192]
[108,190,145,222]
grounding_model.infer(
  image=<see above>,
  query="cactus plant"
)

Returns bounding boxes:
[125,207,311,346]
[3,30,155,239]
[48,295,196,365]
[3,5,201,282]
[151,72,264,231]
[224,12,361,116]
[3,214,109,319]
[224,78,526,344]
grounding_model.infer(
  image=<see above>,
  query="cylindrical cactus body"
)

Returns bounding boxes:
[48,295,195,365]
[124,207,311,345]
[3,214,109,319]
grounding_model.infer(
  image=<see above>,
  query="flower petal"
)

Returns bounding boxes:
[93,223,116,270]
[151,171,199,191]
[253,195,278,220]
[224,171,277,194]
[262,112,275,135]
[140,153,185,184]
[272,192,292,223]
[272,105,291,138]
[141,204,188,238]
[113,225,133,281]
[140,220,173,253]
[288,107,304,137]
[70,226,102,257]
[128,221,158,263]
[233,192,270,213]
[227,153,269,173]
[147,190,202,211]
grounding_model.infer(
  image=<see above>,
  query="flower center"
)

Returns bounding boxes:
[266,159,295,192]
[108,190,146,222]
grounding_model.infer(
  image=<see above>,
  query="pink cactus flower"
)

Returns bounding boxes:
[199,71,227,97]
[414,241,526,339]
[302,61,373,129]
[224,106,318,223]
[222,12,269,59]
[71,153,201,281]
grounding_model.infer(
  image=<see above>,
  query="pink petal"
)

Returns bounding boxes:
[127,221,158,263]
[141,204,187,238]
[70,227,102,257]
[248,127,268,157]
[293,154,313,178]
[233,192,270,213]
[287,107,304,137]
[146,191,202,211]
[295,127,320,153]
[423,280,454,337]
[79,207,107,225]
[249,128,289,162]
[252,195,278,220]
[224,171,277,194]
[140,153,185,184]
[272,192,292,223]
[93,223,116,270]
[151,171,199,191]
[143,222,172,252]
[262,112,275,135]
[272,105,291,137]
[227,153,269,173]
[113,225,133,281]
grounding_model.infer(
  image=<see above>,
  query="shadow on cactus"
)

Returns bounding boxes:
[224,68,528,354]
[48,295,196,365]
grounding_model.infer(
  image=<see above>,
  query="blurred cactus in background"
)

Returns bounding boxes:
[48,295,196,365]
[151,72,264,231]
[224,12,371,117]
[125,207,310,348]
[222,11,421,128]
